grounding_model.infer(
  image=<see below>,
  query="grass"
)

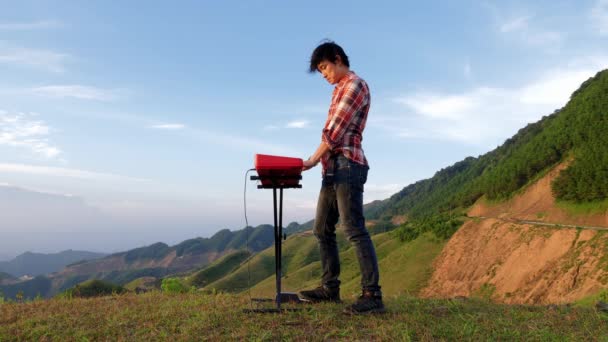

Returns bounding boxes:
[1,292,606,341]
[556,199,608,216]
[576,289,608,307]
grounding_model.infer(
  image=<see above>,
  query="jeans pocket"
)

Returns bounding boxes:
[332,156,349,185]
[349,163,368,192]
[360,165,369,185]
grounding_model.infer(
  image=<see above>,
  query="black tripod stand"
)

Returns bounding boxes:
[244,174,303,313]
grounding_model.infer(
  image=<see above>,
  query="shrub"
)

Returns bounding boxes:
[63,280,125,298]
[394,224,420,242]
[161,278,190,294]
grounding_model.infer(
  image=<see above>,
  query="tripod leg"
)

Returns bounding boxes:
[278,187,283,308]
[273,187,281,310]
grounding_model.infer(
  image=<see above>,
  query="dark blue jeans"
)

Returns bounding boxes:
[313,155,381,293]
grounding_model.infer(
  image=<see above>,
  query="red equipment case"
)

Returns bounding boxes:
[254,154,303,188]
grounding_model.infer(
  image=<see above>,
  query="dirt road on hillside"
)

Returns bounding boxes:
[469,215,608,231]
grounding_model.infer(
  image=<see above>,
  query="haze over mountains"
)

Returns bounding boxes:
[0,250,106,278]
[0,185,111,256]
[0,185,225,257]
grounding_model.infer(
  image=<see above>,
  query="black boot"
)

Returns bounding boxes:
[299,286,340,303]
[343,290,386,315]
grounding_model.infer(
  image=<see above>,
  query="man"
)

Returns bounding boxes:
[300,41,384,315]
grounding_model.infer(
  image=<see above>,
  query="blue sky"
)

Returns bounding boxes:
[1,0,608,257]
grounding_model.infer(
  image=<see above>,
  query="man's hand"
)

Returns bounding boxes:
[302,158,318,171]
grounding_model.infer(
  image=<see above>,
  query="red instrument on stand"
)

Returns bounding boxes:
[247,154,303,313]
[254,154,303,188]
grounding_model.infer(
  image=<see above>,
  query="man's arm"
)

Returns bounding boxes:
[304,78,368,171]
[303,141,330,171]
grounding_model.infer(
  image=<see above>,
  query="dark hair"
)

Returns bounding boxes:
[309,40,350,73]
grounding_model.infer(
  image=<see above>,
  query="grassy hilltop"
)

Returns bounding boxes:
[1,292,607,341]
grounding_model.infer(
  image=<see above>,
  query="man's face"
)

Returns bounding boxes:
[317,60,340,85]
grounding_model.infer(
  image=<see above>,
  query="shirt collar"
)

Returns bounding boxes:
[337,70,355,87]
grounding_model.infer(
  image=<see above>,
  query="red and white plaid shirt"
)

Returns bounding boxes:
[321,71,370,175]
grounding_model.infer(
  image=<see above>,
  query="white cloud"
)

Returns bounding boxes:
[497,14,563,46]
[186,127,295,155]
[591,0,608,35]
[396,92,478,120]
[519,69,595,105]
[500,15,531,33]
[263,120,310,130]
[293,199,317,210]
[524,31,562,46]
[286,120,309,128]
[364,183,404,202]
[0,111,61,158]
[464,62,472,79]
[30,85,116,101]
[392,57,608,146]
[0,163,150,183]
[0,42,69,73]
[149,123,185,130]
[263,125,280,131]
[0,20,62,31]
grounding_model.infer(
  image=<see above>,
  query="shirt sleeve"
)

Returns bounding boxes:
[322,79,368,151]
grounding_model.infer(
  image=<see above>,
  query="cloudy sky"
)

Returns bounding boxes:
[1,0,607,258]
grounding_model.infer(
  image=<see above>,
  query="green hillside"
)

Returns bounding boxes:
[246,232,444,299]
[124,277,161,292]
[191,230,444,300]
[367,69,608,239]
[202,233,322,293]
[187,250,251,287]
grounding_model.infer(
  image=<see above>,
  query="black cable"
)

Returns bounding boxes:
[244,168,256,310]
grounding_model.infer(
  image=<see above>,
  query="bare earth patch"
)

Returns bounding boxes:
[421,218,608,304]
[423,162,608,304]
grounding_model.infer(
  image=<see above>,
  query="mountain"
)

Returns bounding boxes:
[0,250,106,277]
[0,272,16,285]
[0,224,277,299]
[366,69,608,239]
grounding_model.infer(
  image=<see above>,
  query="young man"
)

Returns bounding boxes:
[300,41,384,315]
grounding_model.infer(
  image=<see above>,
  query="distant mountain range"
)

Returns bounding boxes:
[0,250,107,278]
[0,222,308,299]
[0,272,16,285]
